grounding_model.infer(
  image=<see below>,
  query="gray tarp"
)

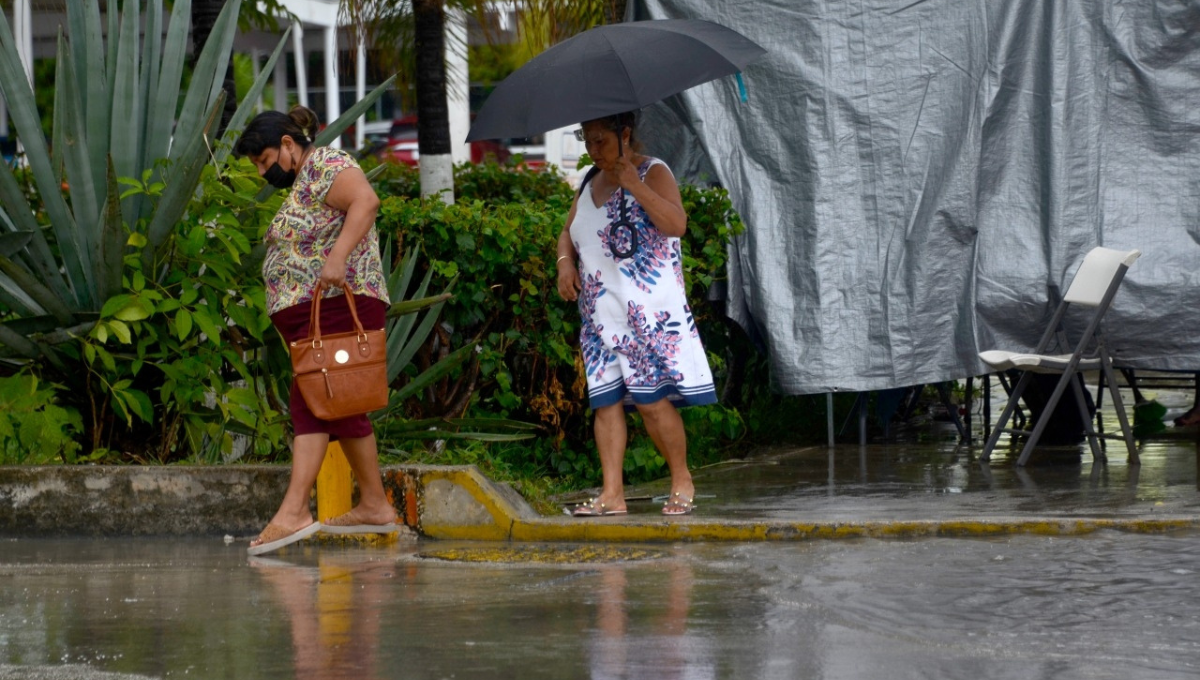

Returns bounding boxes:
[629,0,1200,394]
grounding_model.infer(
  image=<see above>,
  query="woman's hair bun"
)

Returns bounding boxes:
[288,105,320,143]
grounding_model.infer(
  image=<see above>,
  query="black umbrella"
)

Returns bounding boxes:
[465,19,767,142]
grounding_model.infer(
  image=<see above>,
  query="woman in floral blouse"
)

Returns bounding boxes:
[235,106,396,555]
[556,111,717,518]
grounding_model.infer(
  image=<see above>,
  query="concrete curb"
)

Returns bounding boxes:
[2,465,1197,540]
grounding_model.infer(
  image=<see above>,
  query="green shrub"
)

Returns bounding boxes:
[455,160,574,204]
[359,156,574,204]
[374,165,753,487]
[0,374,84,464]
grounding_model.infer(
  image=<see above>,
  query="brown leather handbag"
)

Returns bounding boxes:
[289,284,389,420]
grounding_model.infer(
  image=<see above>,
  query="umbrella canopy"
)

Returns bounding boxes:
[465,19,767,142]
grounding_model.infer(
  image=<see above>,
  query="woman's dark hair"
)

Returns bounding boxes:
[583,110,641,152]
[234,105,320,157]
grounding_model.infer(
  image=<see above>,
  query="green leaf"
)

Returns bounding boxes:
[145,93,226,255]
[110,0,143,226]
[215,26,290,166]
[175,309,193,340]
[107,319,132,344]
[100,294,133,319]
[98,158,126,302]
[389,342,475,405]
[386,293,454,318]
[172,0,241,161]
[126,388,153,424]
[143,0,188,174]
[191,306,223,344]
[54,32,99,249]
[0,10,92,307]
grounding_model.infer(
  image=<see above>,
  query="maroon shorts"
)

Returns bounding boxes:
[271,294,388,439]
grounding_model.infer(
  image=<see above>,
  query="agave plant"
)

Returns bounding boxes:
[0,0,532,459]
[0,0,242,360]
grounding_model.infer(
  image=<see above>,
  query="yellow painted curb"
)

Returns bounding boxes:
[393,464,1200,542]
[506,517,1200,542]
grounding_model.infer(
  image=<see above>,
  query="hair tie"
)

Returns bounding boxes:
[302,127,311,140]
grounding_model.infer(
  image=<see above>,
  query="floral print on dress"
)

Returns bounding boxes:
[570,157,716,410]
[612,302,685,387]
[579,270,615,382]
[596,190,673,294]
[262,147,390,315]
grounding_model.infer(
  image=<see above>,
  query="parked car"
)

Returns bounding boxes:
[360,116,509,167]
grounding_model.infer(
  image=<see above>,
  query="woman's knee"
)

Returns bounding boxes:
[635,398,678,424]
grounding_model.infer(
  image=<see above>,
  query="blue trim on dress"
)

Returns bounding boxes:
[588,380,718,411]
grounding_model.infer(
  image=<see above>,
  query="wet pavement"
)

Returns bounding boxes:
[1,382,1198,678]
[2,533,1198,679]
[569,381,1200,527]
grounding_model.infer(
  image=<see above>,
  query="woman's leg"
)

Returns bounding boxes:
[593,402,629,511]
[636,399,694,503]
[256,432,328,539]
[336,433,398,524]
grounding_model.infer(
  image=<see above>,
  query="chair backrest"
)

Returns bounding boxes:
[1063,247,1141,306]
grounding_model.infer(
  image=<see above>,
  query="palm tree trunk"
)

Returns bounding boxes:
[413,0,454,202]
[608,0,628,23]
[193,0,238,134]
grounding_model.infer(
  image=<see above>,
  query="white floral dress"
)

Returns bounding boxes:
[570,157,717,410]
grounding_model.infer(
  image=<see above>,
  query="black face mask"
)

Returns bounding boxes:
[263,162,297,189]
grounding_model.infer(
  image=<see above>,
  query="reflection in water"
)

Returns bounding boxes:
[589,561,714,680]
[251,553,395,680]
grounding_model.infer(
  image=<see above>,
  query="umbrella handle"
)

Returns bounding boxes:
[607,129,639,259]
[608,209,638,260]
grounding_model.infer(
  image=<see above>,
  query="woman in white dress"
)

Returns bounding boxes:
[556,111,717,517]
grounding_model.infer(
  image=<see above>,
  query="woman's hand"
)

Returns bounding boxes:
[557,259,581,302]
[611,154,641,192]
[318,258,348,289]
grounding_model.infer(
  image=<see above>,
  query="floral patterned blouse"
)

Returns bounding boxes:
[262,147,390,315]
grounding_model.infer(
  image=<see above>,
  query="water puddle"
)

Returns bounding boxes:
[2,533,1198,678]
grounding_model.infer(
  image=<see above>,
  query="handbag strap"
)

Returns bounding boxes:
[307,283,367,348]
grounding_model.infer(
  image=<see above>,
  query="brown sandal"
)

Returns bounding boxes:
[247,520,320,556]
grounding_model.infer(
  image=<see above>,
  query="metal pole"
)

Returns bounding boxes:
[827,392,835,448]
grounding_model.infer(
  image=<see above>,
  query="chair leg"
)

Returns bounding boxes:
[1017,368,1080,466]
[1071,373,1105,464]
[1120,368,1145,404]
[997,371,1027,430]
[1100,360,1139,465]
[981,371,1032,462]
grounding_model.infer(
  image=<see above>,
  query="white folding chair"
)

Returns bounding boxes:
[979,247,1141,466]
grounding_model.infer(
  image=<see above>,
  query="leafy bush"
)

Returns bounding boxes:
[455,161,574,204]
[357,156,574,205]
[374,164,752,487]
[0,375,84,464]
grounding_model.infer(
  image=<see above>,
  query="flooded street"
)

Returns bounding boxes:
[2,533,1198,679]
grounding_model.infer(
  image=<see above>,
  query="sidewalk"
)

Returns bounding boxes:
[2,407,1197,543]
[480,427,1200,542]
